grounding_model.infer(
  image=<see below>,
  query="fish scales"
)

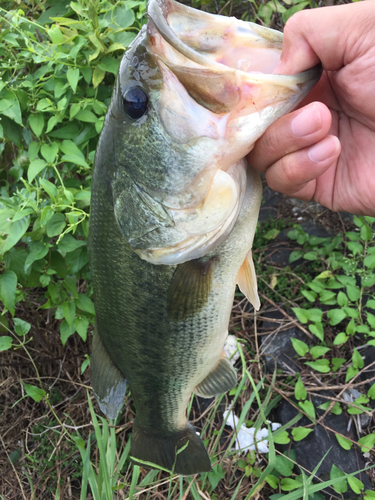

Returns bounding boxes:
[89,0,321,475]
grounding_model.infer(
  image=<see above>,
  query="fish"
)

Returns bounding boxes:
[88,0,320,475]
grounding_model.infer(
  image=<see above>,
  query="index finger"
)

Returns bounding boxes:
[277,2,375,75]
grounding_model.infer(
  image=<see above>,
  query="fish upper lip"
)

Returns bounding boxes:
[147,0,321,86]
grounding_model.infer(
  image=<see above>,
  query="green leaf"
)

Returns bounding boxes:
[294,376,307,400]
[308,322,324,341]
[333,332,348,345]
[298,400,316,420]
[352,348,364,369]
[81,356,90,374]
[2,100,22,126]
[0,336,12,351]
[28,159,47,182]
[319,290,336,303]
[46,115,60,134]
[348,476,364,494]
[362,274,375,288]
[75,316,89,341]
[303,251,318,261]
[291,427,313,441]
[330,465,347,494]
[272,431,290,445]
[207,464,225,490]
[280,478,302,491]
[274,455,294,477]
[50,124,81,139]
[13,318,31,336]
[41,143,59,164]
[337,291,348,307]
[61,154,90,169]
[98,57,120,75]
[265,475,279,489]
[345,366,358,382]
[46,213,66,237]
[0,217,30,255]
[28,141,40,162]
[301,290,316,302]
[21,382,46,402]
[24,241,49,273]
[305,359,330,373]
[292,307,309,324]
[58,234,86,253]
[62,301,76,328]
[48,26,64,44]
[367,312,375,329]
[367,383,375,399]
[60,139,84,158]
[358,433,375,452]
[309,346,330,359]
[327,308,347,326]
[318,401,342,415]
[360,223,372,241]
[307,309,323,323]
[41,206,54,227]
[67,67,80,93]
[289,250,303,263]
[346,241,363,256]
[60,319,76,345]
[335,434,353,450]
[40,179,58,198]
[75,108,98,122]
[290,338,309,357]
[29,114,45,137]
[76,294,95,315]
[346,284,360,301]
[0,271,17,316]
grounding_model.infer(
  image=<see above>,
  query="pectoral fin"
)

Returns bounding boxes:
[195,356,237,398]
[91,329,127,419]
[237,250,260,311]
[167,259,214,321]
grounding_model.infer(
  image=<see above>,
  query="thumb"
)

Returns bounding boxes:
[277,2,374,75]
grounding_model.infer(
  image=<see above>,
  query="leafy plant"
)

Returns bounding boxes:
[0,0,146,345]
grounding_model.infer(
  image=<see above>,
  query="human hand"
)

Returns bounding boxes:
[247,1,375,216]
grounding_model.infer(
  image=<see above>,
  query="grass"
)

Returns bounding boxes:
[1,0,375,498]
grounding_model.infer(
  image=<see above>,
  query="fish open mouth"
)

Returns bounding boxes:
[147,0,320,115]
[126,0,321,265]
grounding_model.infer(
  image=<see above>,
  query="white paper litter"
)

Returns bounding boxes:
[223,409,281,454]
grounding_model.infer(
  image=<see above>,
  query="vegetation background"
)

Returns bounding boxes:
[0,0,374,498]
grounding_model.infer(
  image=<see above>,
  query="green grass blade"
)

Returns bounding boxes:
[128,465,140,500]
[116,438,131,477]
[80,434,91,500]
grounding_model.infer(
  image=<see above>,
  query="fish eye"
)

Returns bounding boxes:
[123,87,148,120]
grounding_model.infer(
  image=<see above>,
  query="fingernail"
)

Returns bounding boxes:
[308,136,340,163]
[291,103,321,137]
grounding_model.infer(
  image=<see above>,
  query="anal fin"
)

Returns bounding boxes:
[237,250,260,311]
[194,356,237,398]
[91,329,127,419]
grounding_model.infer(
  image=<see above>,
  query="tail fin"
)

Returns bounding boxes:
[131,420,211,475]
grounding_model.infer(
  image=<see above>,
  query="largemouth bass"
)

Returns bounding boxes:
[89,0,320,475]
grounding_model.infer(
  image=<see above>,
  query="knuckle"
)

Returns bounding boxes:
[281,156,298,185]
[261,125,284,159]
[284,10,308,36]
